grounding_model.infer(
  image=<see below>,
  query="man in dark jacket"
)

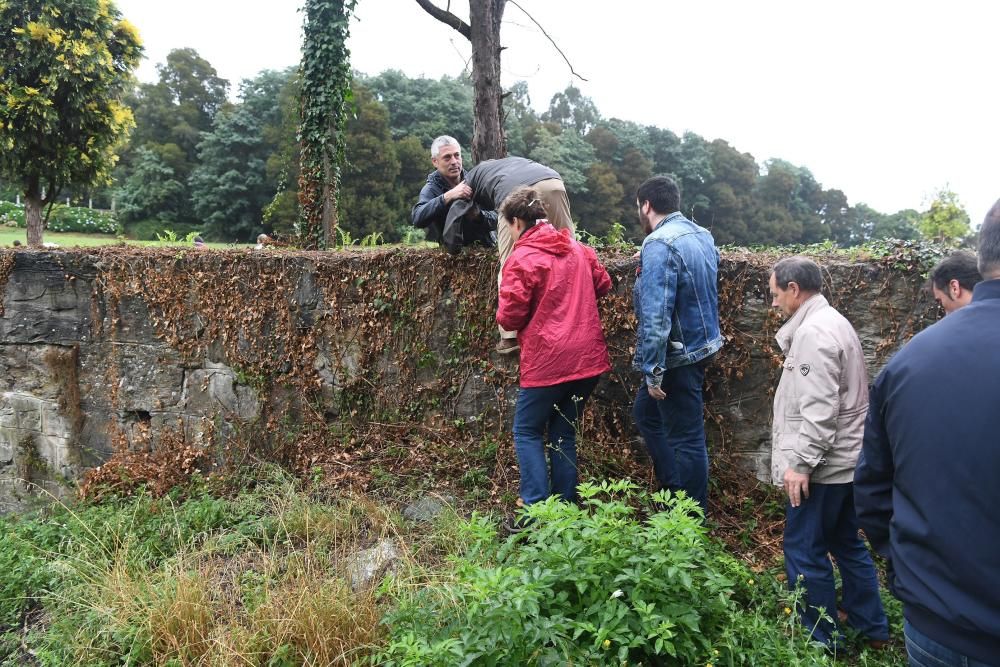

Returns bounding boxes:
[410,135,497,245]
[855,197,1000,666]
[446,156,575,353]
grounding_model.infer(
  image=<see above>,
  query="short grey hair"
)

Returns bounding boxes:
[772,256,823,293]
[430,135,460,158]
[978,198,1000,279]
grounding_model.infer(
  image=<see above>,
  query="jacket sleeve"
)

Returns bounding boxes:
[496,251,536,332]
[411,182,445,229]
[480,209,498,231]
[636,240,676,387]
[854,368,894,559]
[583,245,612,298]
[789,327,841,473]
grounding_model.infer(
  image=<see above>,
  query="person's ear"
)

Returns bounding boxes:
[949,278,962,299]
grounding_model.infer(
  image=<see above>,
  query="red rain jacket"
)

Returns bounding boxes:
[497,222,612,387]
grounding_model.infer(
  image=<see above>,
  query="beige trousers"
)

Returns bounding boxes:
[496,178,576,339]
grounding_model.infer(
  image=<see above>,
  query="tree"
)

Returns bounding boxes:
[117,147,187,226]
[298,0,357,248]
[189,107,270,241]
[361,71,475,148]
[339,84,403,241]
[0,0,142,246]
[122,48,230,226]
[415,0,507,161]
[527,127,595,194]
[544,85,600,134]
[918,189,971,243]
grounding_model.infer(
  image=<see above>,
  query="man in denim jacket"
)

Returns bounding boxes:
[632,176,723,513]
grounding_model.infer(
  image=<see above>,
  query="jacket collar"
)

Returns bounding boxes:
[652,211,685,232]
[972,278,1000,302]
[775,293,829,354]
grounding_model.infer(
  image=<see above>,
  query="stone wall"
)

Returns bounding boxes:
[0,246,938,512]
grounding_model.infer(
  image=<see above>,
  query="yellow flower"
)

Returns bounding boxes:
[706,663,714,667]
[71,41,92,58]
[11,27,25,35]
[46,30,63,47]
[116,19,141,46]
[747,579,754,585]
[26,22,49,40]
[602,639,611,649]
[784,607,792,615]
[23,87,39,96]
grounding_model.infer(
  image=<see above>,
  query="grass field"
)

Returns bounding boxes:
[0,228,243,249]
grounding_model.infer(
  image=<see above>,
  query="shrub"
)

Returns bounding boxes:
[0,200,120,234]
[377,480,833,666]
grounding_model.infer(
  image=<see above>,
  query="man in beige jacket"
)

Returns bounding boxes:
[768,256,888,650]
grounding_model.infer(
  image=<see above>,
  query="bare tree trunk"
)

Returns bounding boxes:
[415,0,508,161]
[25,190,44,248]
[469,0,507,161]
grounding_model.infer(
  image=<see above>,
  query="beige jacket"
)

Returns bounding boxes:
[770,294,868,485]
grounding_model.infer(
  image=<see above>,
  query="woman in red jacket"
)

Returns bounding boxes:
[496,186,612,514]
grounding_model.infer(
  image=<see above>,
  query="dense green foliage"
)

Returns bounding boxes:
[100,58,970,246]
[0,472,905,665]
[377,481,841,666]
[0,200,119,234]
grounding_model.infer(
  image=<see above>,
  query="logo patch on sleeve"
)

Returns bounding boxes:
[799,364,811,376]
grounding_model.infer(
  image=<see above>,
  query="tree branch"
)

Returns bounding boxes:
[508,0,587,81]
[414,0,471,41]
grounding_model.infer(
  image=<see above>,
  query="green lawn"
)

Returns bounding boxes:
[0,228,244,249]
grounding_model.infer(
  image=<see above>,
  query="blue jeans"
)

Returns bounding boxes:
[632,362,708,512]
[784,483,889,647]
[513,376,599,506]
[905,620,998,667]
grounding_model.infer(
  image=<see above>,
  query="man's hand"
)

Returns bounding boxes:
[783,468,811,508]
[647,384,666,400]
[443,183,472,204]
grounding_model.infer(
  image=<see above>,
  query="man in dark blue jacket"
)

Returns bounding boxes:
[855,197,1000,666]
[410,135,497,245]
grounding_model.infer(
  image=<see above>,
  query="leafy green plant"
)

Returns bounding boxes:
[377,480,833,666]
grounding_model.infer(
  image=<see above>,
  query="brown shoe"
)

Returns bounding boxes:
[866,639,890,651]
[495,339,520,355]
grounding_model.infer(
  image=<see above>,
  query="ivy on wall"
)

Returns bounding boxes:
[297,0,358,249]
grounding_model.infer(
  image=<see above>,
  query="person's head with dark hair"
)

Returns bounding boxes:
[500,186,548,242]
[928,251,982,315]
[978,198,1000,280]
[636,176,681,234]
[769,256,824,318]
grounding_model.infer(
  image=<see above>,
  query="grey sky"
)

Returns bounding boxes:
[115,0,999,223]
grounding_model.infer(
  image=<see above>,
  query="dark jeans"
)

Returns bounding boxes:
[512,375,599,506]
[784,483,889,647]
[905,620,998,667]
[632,362,708,512]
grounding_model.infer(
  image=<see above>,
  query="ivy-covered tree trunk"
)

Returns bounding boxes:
[415,0,508,161]
[298,0,357,249]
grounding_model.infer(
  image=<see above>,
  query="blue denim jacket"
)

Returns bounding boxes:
[633,212,723,385]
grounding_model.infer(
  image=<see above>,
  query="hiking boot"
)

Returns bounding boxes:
[495,339,520,355]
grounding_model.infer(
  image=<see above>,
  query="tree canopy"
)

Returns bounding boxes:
[0,0,142,245]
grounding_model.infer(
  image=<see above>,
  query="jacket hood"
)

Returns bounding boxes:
[515,222,571,256]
